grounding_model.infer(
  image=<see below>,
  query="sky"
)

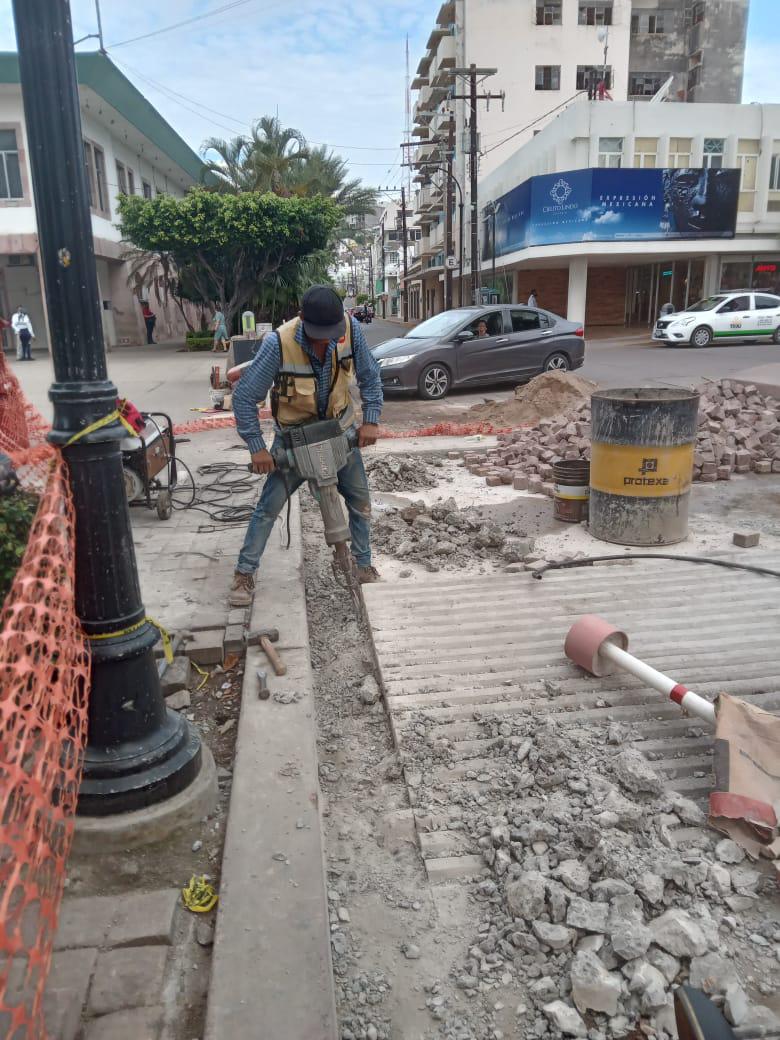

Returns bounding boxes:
[0,0,774,189]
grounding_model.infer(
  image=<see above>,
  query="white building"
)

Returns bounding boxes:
[371,197,420,319]
[0,51,206,351]
[407,0,750,319]
[479,99,780,328]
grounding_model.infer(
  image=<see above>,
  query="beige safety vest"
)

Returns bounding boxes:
[272,317,355,428]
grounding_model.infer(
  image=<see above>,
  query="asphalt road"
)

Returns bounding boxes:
[363,317,780,429]
[13,318,780,432]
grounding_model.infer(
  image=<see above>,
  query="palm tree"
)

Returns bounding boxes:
[287,144,376,223]
[202,117,307,194]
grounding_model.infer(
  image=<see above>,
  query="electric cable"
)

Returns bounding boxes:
[109,0,264,48]
[533,554,780,581]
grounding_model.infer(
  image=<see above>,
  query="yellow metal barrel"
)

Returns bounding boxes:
[589,388,699,546]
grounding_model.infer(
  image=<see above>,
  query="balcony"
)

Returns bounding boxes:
[430,221,445,250]
[413,85,434,124]
[431,34,456,87]
[412,123,431,139]
[411,72,428,91]
[414,140,443,167]
[416,52,432,78]
[437,0,455,26]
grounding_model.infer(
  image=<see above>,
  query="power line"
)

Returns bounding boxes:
[108,0,262,48]
[482,91,587,155]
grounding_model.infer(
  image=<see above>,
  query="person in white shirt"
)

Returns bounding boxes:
[528,289,538,308]
[11,307,34,360]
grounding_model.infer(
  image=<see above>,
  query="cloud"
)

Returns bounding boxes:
[742,39,777,104]
[594,210,621,224]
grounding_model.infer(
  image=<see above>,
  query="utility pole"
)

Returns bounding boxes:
[444,115,455,312]
[379,214,386,319]
[400,185,409,322]
[451,65,503,306]
[94,0,106,53]
[13,0,202,814]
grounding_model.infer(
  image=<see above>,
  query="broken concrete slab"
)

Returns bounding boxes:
[161,655,191,695]
[108,889,180,948]
[88,946,168,1016]
[185,628,225,665]
[83,1005,164,1040]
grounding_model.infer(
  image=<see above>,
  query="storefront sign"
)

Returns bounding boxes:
[483,167,740,260]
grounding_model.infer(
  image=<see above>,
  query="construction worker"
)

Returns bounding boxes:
[229,285,383,608]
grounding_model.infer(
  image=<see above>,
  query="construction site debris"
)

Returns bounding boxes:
[733,531,760,548]
[467,371,597,427]
[371,497,534,572]
[468,378,780,487]
[365,453,443,492]
[399,709,780,1040]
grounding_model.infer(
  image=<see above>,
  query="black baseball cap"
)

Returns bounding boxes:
[300,285,346,341]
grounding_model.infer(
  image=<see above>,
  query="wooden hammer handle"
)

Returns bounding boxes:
[260,635,287,676]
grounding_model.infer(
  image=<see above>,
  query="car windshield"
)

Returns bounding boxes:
[685,296,728,313]
[405,309,478,339]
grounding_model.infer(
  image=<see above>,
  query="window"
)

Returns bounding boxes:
[535,65,561,90]
[577,65,612,90]
[754,294,780,309]
[142,179,153,199]
[769,155,780,191]
[510,309,541,332]
[692,1,705,25]
[0,129,23,200]
[598,136,623,168]
[386,251,400,266]
[629,73,663,97]
[633,137,658,168]
[669,137,692,168]
[466,311,503,337]
[703,138,724,170]
[631,12,666,33]
[83,141,108,212]
[536,2,562,24]
[717,295,750,313]
[737,139,759,212]
[127,168,135,195]
[578,3,612,25]
[116,160,128,195]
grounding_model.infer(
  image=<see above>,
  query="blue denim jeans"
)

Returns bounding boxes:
[236,434,373,575]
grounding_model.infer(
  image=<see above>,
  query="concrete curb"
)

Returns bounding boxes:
[204,498,338,1040]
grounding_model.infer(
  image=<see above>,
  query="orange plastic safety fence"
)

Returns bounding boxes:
[174,415,512,440]
[0,351,90,1038]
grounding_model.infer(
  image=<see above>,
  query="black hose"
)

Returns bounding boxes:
[533,553,780,581]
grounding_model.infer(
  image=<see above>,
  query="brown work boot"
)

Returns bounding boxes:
[228,571,255,607]
[356,565,381,584]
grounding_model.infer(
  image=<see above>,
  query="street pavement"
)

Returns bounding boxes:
[11,319,780,434]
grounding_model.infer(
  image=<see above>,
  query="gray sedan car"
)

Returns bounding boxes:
[372,305,585,400]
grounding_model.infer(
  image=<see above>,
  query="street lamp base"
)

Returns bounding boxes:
[77,713,202,816]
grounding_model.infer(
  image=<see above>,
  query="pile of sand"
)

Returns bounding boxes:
[467,370,598,426]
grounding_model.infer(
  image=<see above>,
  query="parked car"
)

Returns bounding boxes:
[371,305,585,400]
[652,291,780,347]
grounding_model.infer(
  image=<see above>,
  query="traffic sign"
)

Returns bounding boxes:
[445,255,457,270]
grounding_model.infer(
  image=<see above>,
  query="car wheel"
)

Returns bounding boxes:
[773,326,780,345]
[691,325,713,348]
[544,352,571,373]
[418,363,451,400]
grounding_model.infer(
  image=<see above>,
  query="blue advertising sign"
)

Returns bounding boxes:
[483,167,740,261]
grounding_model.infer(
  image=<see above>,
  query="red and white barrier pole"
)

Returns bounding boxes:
[564,614,716,726]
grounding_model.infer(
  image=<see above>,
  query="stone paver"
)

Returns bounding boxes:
[43,948,98,1040]
[83,1005,164,1040]
[185,628,225,665]
[53,894,115,950]
[109,889,180,948]
[161,655,191,695]
[88,946,168,1017]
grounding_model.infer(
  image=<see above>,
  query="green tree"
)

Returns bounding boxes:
[117,189,341,329]
[203,117,307,194]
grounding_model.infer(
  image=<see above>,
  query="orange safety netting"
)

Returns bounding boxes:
[174,414,512,440]
[0,350,89,1038]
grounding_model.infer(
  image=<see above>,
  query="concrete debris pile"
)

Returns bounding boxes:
[365,453,443,493]
[468,372,597,427]
[371,497,533,572]
[402,712,780,1039]
[466,379,780,491]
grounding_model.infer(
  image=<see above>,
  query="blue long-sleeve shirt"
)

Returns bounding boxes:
[233,316,383,455]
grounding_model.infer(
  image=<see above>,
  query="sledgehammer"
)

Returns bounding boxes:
[564,614,716,726]
[247,627,287,677]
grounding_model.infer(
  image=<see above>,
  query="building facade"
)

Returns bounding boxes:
[479,100,780,328]
[0,52,205,351]
[407,0,750,321]
[371,197,420,318]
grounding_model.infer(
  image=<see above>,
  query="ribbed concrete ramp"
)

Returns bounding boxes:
[363,555,780,881]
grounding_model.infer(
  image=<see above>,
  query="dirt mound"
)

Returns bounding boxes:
[468,371,598,427]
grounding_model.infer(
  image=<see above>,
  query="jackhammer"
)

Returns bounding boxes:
[255,418,366,617]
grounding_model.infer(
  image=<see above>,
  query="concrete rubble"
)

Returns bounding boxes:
[365,453,443,492]
[399,709,780,1039]
[467,378,780,492]
[372,496,533,572]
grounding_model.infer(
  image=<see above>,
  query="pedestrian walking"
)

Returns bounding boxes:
[228,285,384,608]
[211,308,229,352]
[141,300,156,344]
[528,289,538,308]
[11,307,34,360]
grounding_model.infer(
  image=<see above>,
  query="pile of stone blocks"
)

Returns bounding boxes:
[463,380,779,491]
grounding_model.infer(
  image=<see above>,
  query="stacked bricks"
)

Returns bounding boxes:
[463,380,779,492]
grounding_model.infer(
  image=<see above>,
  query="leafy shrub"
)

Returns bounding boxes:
[185,337,215,351]
[0,490,38,605]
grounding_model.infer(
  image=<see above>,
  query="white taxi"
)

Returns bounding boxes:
[652,291,780,347]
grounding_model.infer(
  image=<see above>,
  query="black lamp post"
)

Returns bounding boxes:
[13,0,201,815]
